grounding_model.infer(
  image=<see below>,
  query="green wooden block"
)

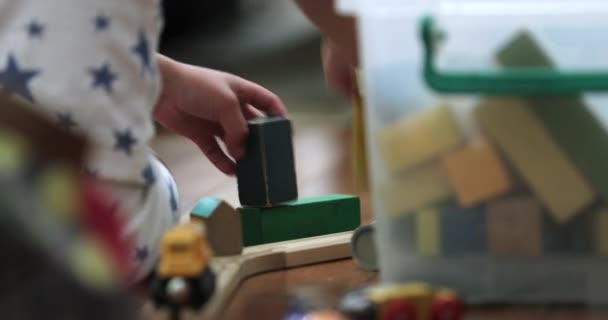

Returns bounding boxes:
[497,31,608,209]
[240,206,263,246]
[238,194,361,245]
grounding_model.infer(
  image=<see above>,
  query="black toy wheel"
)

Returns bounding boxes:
[150,274,169,307]
[188,267,216,309]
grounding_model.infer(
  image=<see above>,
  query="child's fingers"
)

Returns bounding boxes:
[217,100,248,160]
[243,104,265,120]
[232,79,287,117]
[162,111,235,175]
[194,135,235,175]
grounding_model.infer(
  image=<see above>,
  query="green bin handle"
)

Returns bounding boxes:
[421,15,608,95]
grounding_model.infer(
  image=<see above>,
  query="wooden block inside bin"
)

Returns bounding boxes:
[595,207,608,256]
[378,105,463,173]
[476,98,595,223]
[381,162,453,217]
[415,207,440,256]
[487,196,542,257]
[441,140,512,207]
[439,201,487,256]
[497,31,608,215]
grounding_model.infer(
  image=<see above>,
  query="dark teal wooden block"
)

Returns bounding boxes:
[439,201,487,256]
[236,117,298,207]
[543,210,594,255]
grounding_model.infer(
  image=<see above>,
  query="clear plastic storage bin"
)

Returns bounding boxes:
[339,0,608,303]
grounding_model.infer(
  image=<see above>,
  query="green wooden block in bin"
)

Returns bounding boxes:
[497,31,608,214]
[239,194,361,246]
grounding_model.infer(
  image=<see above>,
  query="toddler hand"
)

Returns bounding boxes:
[154,55,287,175]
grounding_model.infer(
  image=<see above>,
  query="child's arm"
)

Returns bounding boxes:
[154,54,287,175]
[294,0,358,66]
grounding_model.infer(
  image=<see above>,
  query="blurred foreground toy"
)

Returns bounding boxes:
[150,221,216,320]
[283,286,346,320]
[0,94,135,319]
[339,282,464,320]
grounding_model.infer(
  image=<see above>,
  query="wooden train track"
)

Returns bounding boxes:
[201,231,353,319]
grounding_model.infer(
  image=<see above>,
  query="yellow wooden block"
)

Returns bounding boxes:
[416,207,440,256]
[0,129,26,174]
[378,105,463,173]
[477,98,595,222]
[441,139,512,207]
[595,207,608,256]
[381,162,452,217]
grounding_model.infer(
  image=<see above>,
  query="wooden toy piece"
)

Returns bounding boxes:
[476,98,595,223]
[236,116,298,207]
[497,31,608,210]
[439,201,486,256]
[487,196,542,257]
[368,282,434,320]
[381,162,453,217]
[595,207,608,256]
[381,298,417,320]
[351,222,377,271]
[190,197,243,256]
[239,194,360,246]
[416,207,440,257]
[440,139,511,207]
[430,289,465,320]
[150,222,216,319]
[338,288,377,320]
[199,231,353,320]
[378,104,463,174]
[543,209,594,254]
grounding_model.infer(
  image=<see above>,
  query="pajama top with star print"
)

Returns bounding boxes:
[0,0,182,281]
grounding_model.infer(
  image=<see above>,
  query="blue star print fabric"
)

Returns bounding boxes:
[0,0,181,282]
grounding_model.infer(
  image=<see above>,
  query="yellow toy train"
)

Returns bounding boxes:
[150,221,216,314]
[339,282,464,320]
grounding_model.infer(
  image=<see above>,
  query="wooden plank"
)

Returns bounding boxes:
[543,210,594,255]
[476,98,595,222]
[200,231,353,320]
[415,207,440,256]
[487,196,542,256]
[378,105,463,173]
[497,31,608,212]
[381,162,453,217]
[441,139,512,207]
[595,207,608,256]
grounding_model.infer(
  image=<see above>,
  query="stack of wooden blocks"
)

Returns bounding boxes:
[377,31,608,258]
[191,117,361,256]
[236,117,360,247]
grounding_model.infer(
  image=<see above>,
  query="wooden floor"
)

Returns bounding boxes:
[149,118,608,320]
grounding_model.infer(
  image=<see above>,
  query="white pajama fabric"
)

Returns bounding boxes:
[0,0,181,281]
